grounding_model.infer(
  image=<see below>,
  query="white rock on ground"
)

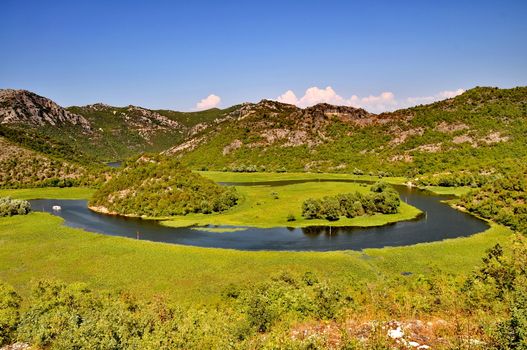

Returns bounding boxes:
[387,326,404,339]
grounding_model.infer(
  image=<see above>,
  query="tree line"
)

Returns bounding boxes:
[302,182,400,221]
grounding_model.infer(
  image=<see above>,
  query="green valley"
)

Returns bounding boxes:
[0,86,526,349]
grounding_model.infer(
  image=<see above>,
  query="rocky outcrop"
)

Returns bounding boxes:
[0,89,91,132]
[167,99,380,155]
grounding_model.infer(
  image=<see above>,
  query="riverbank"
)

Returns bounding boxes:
[0,210,512,304]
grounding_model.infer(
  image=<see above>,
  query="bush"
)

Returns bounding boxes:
[352,168,364,175]
[0,197,31,217]
[0,283,21,346]
[320,197,341,221]
[302,198,322,219]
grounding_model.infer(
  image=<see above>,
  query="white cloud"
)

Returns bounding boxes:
[405,89,465,107]
[298,86,346,106]
[276,90,298,105]
[196,94,221,110]
[274,86,465,113]
[438,88,465,99]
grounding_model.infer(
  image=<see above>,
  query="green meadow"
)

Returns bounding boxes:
[0,177,512,304]
[163,176,421,229]
[0,187,95,200]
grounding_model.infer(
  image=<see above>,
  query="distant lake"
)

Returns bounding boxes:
[30,180,489,251]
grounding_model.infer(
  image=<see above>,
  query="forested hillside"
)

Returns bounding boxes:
[1,87,526,191]
[173,87,527,176]
[0,137,97,188]
[2,87,525,176]
[89,155,238,217]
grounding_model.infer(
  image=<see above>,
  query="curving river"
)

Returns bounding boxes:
[29,180,488,251]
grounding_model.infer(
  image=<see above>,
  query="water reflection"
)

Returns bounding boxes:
[29,180,489,251]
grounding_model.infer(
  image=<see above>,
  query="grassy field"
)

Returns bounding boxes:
[0,187,95,200]
[0,209,512,305]
[199,171,408,185]
[163,179,421,229]
[421,185,473,196]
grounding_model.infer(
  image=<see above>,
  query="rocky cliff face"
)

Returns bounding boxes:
[0,89,91,132]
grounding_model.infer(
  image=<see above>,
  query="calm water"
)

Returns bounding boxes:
[29,180,488,251]
[106,161,122,168]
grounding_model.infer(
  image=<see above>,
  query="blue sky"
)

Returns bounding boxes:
[1,0,526,112]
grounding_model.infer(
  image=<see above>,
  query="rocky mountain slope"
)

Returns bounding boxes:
[1,87,525,177]
[0,89,91,130]
[0,89,234,162]
[171,87,527,175]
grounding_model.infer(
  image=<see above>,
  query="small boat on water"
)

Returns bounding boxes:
[52,205,62,211]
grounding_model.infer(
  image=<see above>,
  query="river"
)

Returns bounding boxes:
[29,180,488,251]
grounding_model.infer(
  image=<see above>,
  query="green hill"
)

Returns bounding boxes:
[88,155,238,217]
[2,87,526,184]
[0,137,96,189]
[170,87,527,176]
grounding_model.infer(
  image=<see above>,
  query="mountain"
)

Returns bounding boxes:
[0,89,91,130]
[1,87,526,178]
[0,89,235,162]
[169,87,527,175]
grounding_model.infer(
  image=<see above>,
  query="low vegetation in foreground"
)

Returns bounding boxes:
[89,155,239,217]
[1,233,526,349]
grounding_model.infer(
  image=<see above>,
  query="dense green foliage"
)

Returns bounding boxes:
[64,104,238,161]
[415,171,497,188]
[2,236,527,349]
[0,197,30,217]
[0,125,97,166]
[0,137,104,189]
[459,165,527,234]
[154,105,239,128]
[89,155,238,216]
[0,282,21,346]
[302,182,400,221]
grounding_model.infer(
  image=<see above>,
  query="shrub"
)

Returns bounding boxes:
[302,198,322,219]
[301,182,400,220]
[352,168,364,175]
[0,283,21,346]
[321,197,341,221]
[0,197,31,217]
